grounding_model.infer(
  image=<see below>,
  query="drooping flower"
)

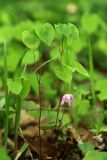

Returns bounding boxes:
[61,94,74,107]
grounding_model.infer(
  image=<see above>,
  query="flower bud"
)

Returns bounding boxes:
[61,94,74,107]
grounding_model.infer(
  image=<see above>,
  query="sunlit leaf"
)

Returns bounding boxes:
[22,50,39,65]
[81,13,100,34]
[7,77,22,95]
[20,80,30,99]
[28,73,39,95]
[68,23,79,40]
[95,79,107,100]
[83,151,107,160]
[55,23,71,37]
[35,23,55,46]
[22,30,40,49]
[55,23,79,39]
[78,141,94,154]
[0,148,10,160]
[55,65,73,84]
[71,60,89,77]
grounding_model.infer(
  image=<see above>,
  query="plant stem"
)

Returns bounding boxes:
[34,57,56,73]
[37,51,42,159]
[4,41,9,148]
[88,38,96,107]
[59,37,67,69]
[14,48,27,149]
[60,112,65,125]
[55,93,62,128]
[56,38,67,128]
[15,96,22,149]
[38,75,42,160]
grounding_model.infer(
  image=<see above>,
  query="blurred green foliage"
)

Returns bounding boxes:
[0,0,107,100]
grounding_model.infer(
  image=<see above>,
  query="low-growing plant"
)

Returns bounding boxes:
[2,22,107,160]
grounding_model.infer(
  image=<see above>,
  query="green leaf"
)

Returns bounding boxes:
[81,13,100,34]
[68,23,79,40]
[22,30,40,49]
[22,100,40,110]
[77,100,89,116]
[28,73,39,95]
[20,80,30,99]
[7,77,22,95]
[0,98,5,110]
[78,141,94,154]
[71,60,89,77]
[100,126,107,132]
[35,23,55,46]
[95,79,107,100]
[0,79,2,88]
[98,90,107,101]
[55,65,72,84]
[0,148,10,160]
[83,151,107,160]
[55,23,79,39]
[22,50,39,65]
[40,124,55,130]
[41,72,57,98]
[55,23,71,37]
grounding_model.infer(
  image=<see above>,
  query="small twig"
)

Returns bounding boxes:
[34,57,56,73]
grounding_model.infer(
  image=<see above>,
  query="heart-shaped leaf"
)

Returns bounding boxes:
[20,79,30,99]
[55,23,71,37]
[71,60,89,77]
[7,78,22,95]
[55,23,79,40]
[22,50,39,65]
[68,23,79,40]
[35,23,55,46]
[55,65,73,84]
[81,13,100,34]
[22,30,40,49]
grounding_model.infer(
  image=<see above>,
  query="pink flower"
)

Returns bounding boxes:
[61,94,74,107]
